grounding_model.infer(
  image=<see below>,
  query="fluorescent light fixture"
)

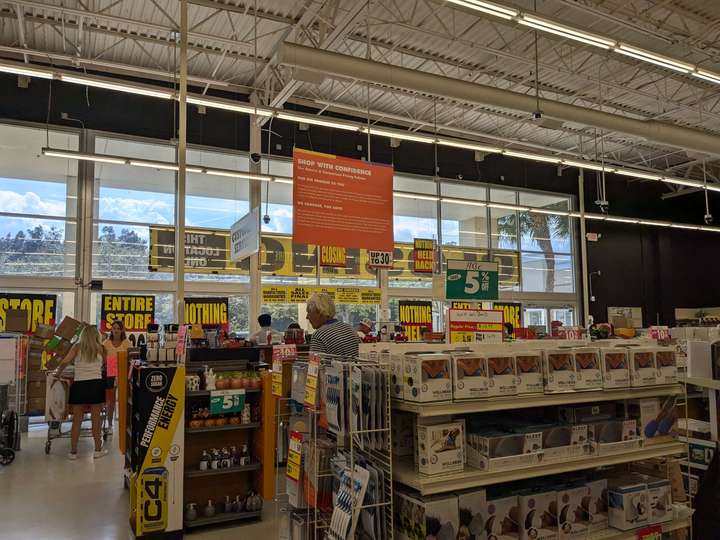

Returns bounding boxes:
[363,127,436,144]
[706,185,720,192]
[583,214,607,220]
[187,96,273,116]
[671,223,700,230]
[42,148,126,165]
[693,69,720,84]
[503,150,561,163]
[615,168,662,181]
[206,169,272,181]
[663,177,704,188]
[61,74,175,99]
[614,45,694,74]
[393,191,439,201]
[562,159,613,172]
[442,197,487,207]
[605,216,639,224]
[0,61,54,79]
[129,159,179,171]
[445,0,517,20]
[569,212,582,218]
[639,220,672,227]
[437,139,501,153]
[701,226,720,232]
[487,202,529,211]
[276,112,360,131]
[274,178,294,185]
[529,208,569,216]
[519,15,615,49]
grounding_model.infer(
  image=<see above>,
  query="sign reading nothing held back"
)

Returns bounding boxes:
[292,148,394,252]
[184,297,229,331]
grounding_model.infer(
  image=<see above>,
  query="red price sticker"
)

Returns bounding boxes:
[637,525,662,540]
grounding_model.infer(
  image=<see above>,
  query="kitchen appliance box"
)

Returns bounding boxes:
[416,420,465,476]
[404,353,453,403]
[584,478,608,532]
[484,495,520,540]
[543,349,576,392]
[607,480,649,531]
[654,347,678,385]
[486,352,518,397]
[450,352,490,400]
[572,347,602,390]
[556,484,588,539]
[541,424,588,461]
[467,431,543,472]
[518,489,558,540]
[600,349,630,388]
[457,489,486,539]
[627,347,660,387]
[394,491,459,540]
[514,351,544,395]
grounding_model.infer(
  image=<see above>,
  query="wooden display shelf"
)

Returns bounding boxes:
[392,385,683,417]
[186,422,260,434]
[184,510,261,529]
[185,463,261,478]
[393,441,686,495]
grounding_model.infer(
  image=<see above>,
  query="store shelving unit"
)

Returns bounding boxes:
[587,515,691,540]
[685,376,720,391]
[184,510,261,529]
[185,422,260,434]
[394,441,686,495]
[393,384,683,417]
[185,462,262,478]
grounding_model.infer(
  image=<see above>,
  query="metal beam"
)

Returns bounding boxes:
[188,0,297,25]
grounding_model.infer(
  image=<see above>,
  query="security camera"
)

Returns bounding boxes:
[705,214,714,225]
[531,110,543,122]
[250,152,262,164]
[263,214,271,225]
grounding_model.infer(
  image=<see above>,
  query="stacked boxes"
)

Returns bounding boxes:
[404,353,452,403]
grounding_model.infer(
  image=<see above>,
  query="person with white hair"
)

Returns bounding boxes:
[306,292,360,357]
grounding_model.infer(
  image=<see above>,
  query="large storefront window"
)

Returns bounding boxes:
[0,125,78,277]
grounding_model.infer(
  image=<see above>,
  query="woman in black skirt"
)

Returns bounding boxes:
[54,325,108,460]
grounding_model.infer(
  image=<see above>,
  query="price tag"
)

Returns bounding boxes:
[209,389,245,415]
[636,525,662,540]
[303,353,321,408]
[649,326,670,341]
[272,344,297,396]
[560,326,583,340]
[368,250,393,268]
[286,432,303,481]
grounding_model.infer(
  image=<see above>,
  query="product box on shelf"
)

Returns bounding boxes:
[484,495,519,540]
[600,349,630,389]
[467,430,543,472]
[607,479,649,531]
[645,476,672,524]
[404,353,452,403]
[543,350,576,392]
[627,397,677,443]
[583,478,608,532]
[541,424,588,461]
[416,420,465,476]
[654,348,678,384]
[514,351,544,395]
[450,352,490,400]
[628,347,659,387]
[559,403,615,425]
[394,491,459,540]
[587,420,640,456]
[556,484,588,539]
[572,347,602,390]
[390,353,405,399]
[457,489,486,539]
[486,352,518,397]
[518,489,557,540]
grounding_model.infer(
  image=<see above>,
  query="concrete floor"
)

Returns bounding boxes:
[0,422,278,540]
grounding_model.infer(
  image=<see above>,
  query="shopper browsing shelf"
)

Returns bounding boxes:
[306,292,360,358]
[102,320,130,434]
[53,325,109,460]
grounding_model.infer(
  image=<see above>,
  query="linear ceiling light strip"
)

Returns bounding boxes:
[40,147,720,233]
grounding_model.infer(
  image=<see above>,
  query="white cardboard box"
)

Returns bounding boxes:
[518,490,558,540]
[404,353,453,403]
[687,340,712,379]
[584,479,608,532]
[390,353,405,399]
[646,476,672,524]
[573,347,602,390]
[541,425,589,462]
[601,349,630,388]
[556,485,588,539]
[608,481,649,531]
[514,351,544,394]
[486,353,518,397]
[484,495,519,540]
[628,347,660,387]
[394,491,459,540]
[417,421,465,476]
[544,350,576,392]
[451,352,490,400]
[654,347,678,384]
[457,489,486,539]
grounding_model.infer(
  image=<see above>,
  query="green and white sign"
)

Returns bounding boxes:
[209,389,246,415]
[446,260,499,301]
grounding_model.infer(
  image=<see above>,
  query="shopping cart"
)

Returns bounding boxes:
[44,373,109,455]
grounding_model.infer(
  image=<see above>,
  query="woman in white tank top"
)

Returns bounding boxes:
[54,325,108,460]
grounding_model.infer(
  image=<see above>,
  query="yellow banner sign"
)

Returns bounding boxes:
[319,246,346,267]
[261,286,382,305]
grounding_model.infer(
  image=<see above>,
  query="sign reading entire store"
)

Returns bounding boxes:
[100,294,155,332]
[148,228,520,287]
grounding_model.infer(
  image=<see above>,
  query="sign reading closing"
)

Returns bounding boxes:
[319,246,346,268]
[398,300,433,342]
[184,297,229,331]
[0,293,57,332]
[100,294,155,332]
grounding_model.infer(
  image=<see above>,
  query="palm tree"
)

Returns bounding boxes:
[496,201,570,291]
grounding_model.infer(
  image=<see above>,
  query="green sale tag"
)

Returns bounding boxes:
[446,260,499,301]
[209,389,246,415]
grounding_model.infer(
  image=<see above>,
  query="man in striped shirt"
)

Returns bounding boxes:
[306,292,360,358]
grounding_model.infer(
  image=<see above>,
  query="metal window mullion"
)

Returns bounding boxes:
[76,129,95,321]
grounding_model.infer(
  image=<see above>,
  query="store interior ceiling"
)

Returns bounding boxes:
[1,0,720,193]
